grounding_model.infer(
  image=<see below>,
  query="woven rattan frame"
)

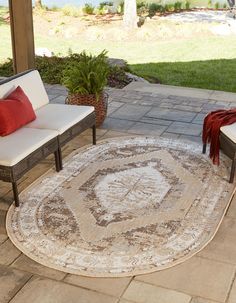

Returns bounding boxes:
[0,137,61,207]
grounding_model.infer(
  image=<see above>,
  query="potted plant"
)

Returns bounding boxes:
[63,50,109,127]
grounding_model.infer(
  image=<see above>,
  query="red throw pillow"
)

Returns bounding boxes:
[0,86,36,136]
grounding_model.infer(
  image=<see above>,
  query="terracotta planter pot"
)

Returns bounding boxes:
[66,92,108,127]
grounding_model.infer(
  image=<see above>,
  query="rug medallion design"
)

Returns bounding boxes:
[6,137,235,277]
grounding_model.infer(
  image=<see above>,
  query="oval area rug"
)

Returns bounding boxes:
[6,137,235,277]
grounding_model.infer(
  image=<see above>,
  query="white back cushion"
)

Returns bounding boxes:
[0,70,49,110]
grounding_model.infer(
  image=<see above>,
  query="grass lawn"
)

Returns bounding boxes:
[1,6,236,92]
[130,59,236,92]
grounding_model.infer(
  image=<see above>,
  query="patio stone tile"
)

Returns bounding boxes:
[110,101,125,108]
[0,195,13,212]
[122,93,144,100]
[127,122,167,136]
[201,104,227,114]
[161,98,183,106]
[64,275,132,297]
[210,90,236,103]
[135,99,163,106]
[81,128,108,137]
[0,234,7,245]
[228,277,236,303]
[159,102,174,109]
[140,117,172,126]
[110,104,151,121]
[226,194,236,219]
[166,122,202,136]
[100,130,130,139]
[190,298,219,303]
[135,256,235,302]
[140,96,164,103]
[179,135,202,144]
[0,265,31,303]
[192,113,206,125]
[101,118,135,131]
[0,209,7,234]
[161,132,180,139]
[198,217,236,265]
[173,105,202,113]
[9,276,118,303]
[187,100,209,107]
[11,255,66,281]
[122,280,191,303]
[145,108,196,122]
[0,239,21,265]
[108,106,119,116]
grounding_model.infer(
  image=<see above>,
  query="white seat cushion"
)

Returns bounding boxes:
[220,123,236,143]
[0,70,49,110]
[0,128,58,166]
[26,104,94,135]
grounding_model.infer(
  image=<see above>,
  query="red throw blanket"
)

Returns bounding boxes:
[202,109,236,165]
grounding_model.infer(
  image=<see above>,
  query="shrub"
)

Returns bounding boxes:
[83,3,95,14]
[0,59,13,77]
[223,3,227,8]
[215,2,220,9]
[118,1,124,14]
[99,1,113,9]
[208,0,212,8]
[148,3,163,16]
[185,1,191,10]
[0,52,131,89]
[174,1,182,11]
[137,1,147,14]
[164,3,174,12]
[62,5,82,17]
[108,65,131,88]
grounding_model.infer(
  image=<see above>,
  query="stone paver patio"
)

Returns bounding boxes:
[1,81,236,303]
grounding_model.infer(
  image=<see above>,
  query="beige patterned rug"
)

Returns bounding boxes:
[6,137,235,277]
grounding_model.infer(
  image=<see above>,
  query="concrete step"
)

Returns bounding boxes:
[124,82,236,103]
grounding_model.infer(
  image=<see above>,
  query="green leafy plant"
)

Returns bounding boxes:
[174,1,182,11]
[148,3,163,17]
[83,3,95,14]
[62,51,109,100]
[118,1,124,14]
[185,1,191,10]
[215,2,220,9]
[164,3,174,12]
[99,1,113,9]
[108,65,131,88]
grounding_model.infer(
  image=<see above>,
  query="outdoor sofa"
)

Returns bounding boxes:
[0,69,96,207]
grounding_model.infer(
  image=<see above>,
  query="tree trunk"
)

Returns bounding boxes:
[35,0,42,8]
[123,0,137,29]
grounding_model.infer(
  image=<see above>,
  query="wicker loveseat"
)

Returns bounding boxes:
[0,69,96,207]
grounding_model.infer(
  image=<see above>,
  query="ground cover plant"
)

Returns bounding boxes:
[130,59,236,92]
[0,53,131,88]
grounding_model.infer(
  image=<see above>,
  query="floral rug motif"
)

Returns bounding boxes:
[6,137,235,277]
